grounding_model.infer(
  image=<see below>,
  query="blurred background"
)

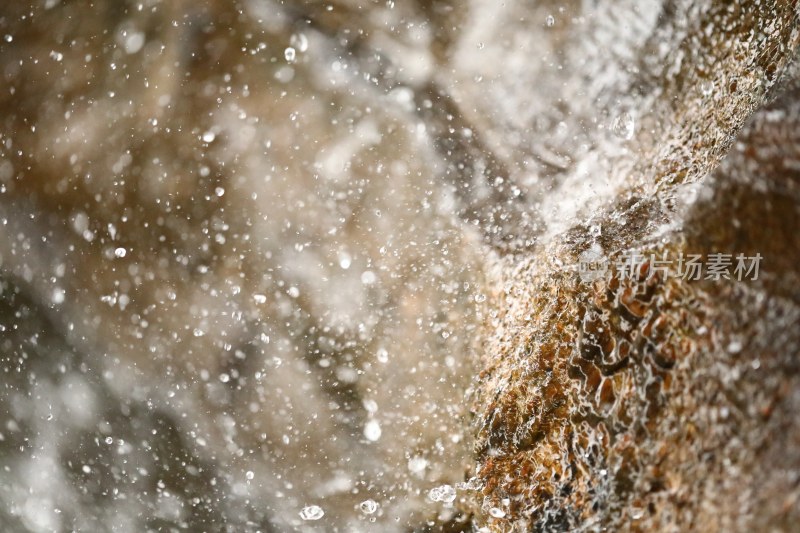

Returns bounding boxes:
[0,1,492,530]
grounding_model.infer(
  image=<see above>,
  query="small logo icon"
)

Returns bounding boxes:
[578,244,608,282]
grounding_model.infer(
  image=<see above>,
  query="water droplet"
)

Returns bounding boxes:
[284,47,296,63]
[245,470,254,480]
[364,419,382,442]
[727,340,742,353]
[360,499,378,514]
[611,111,635,140]
[287,286,299,298]
[51,288,65,305]
[489,507,506,518]
[290,33,308,53]
[545,15,555,27]
[299,505,324,521]
[429,484,457,503]
[202,131,216,143]
[407,456,428,474]
[338,251,352,270]
[376,347,389,363]
[114,247,127,258]
[589,224,602,237]
[388,86,415,112]
[700,80,715,96]
[124,31,145,54]
[274,65,295,83]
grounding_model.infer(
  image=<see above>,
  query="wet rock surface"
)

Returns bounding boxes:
[468,22,800,533]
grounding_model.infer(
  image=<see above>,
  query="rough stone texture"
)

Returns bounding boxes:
[467,27,800,533]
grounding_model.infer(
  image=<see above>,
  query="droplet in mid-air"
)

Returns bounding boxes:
[284,47,296,63]
[338,251,352,270]
[359,499,378,514]
[299,505,324,521]
[290,33,308,52]
[545,15,555,27]
[611,111,635,140]
[407,456,428,475]
[364,419,382,442]
[361,270,377,285]
[123,31,145,54]
[376,347,389,363]
[51,288,65,305]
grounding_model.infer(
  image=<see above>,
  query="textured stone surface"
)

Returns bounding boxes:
[467,39,800,533]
